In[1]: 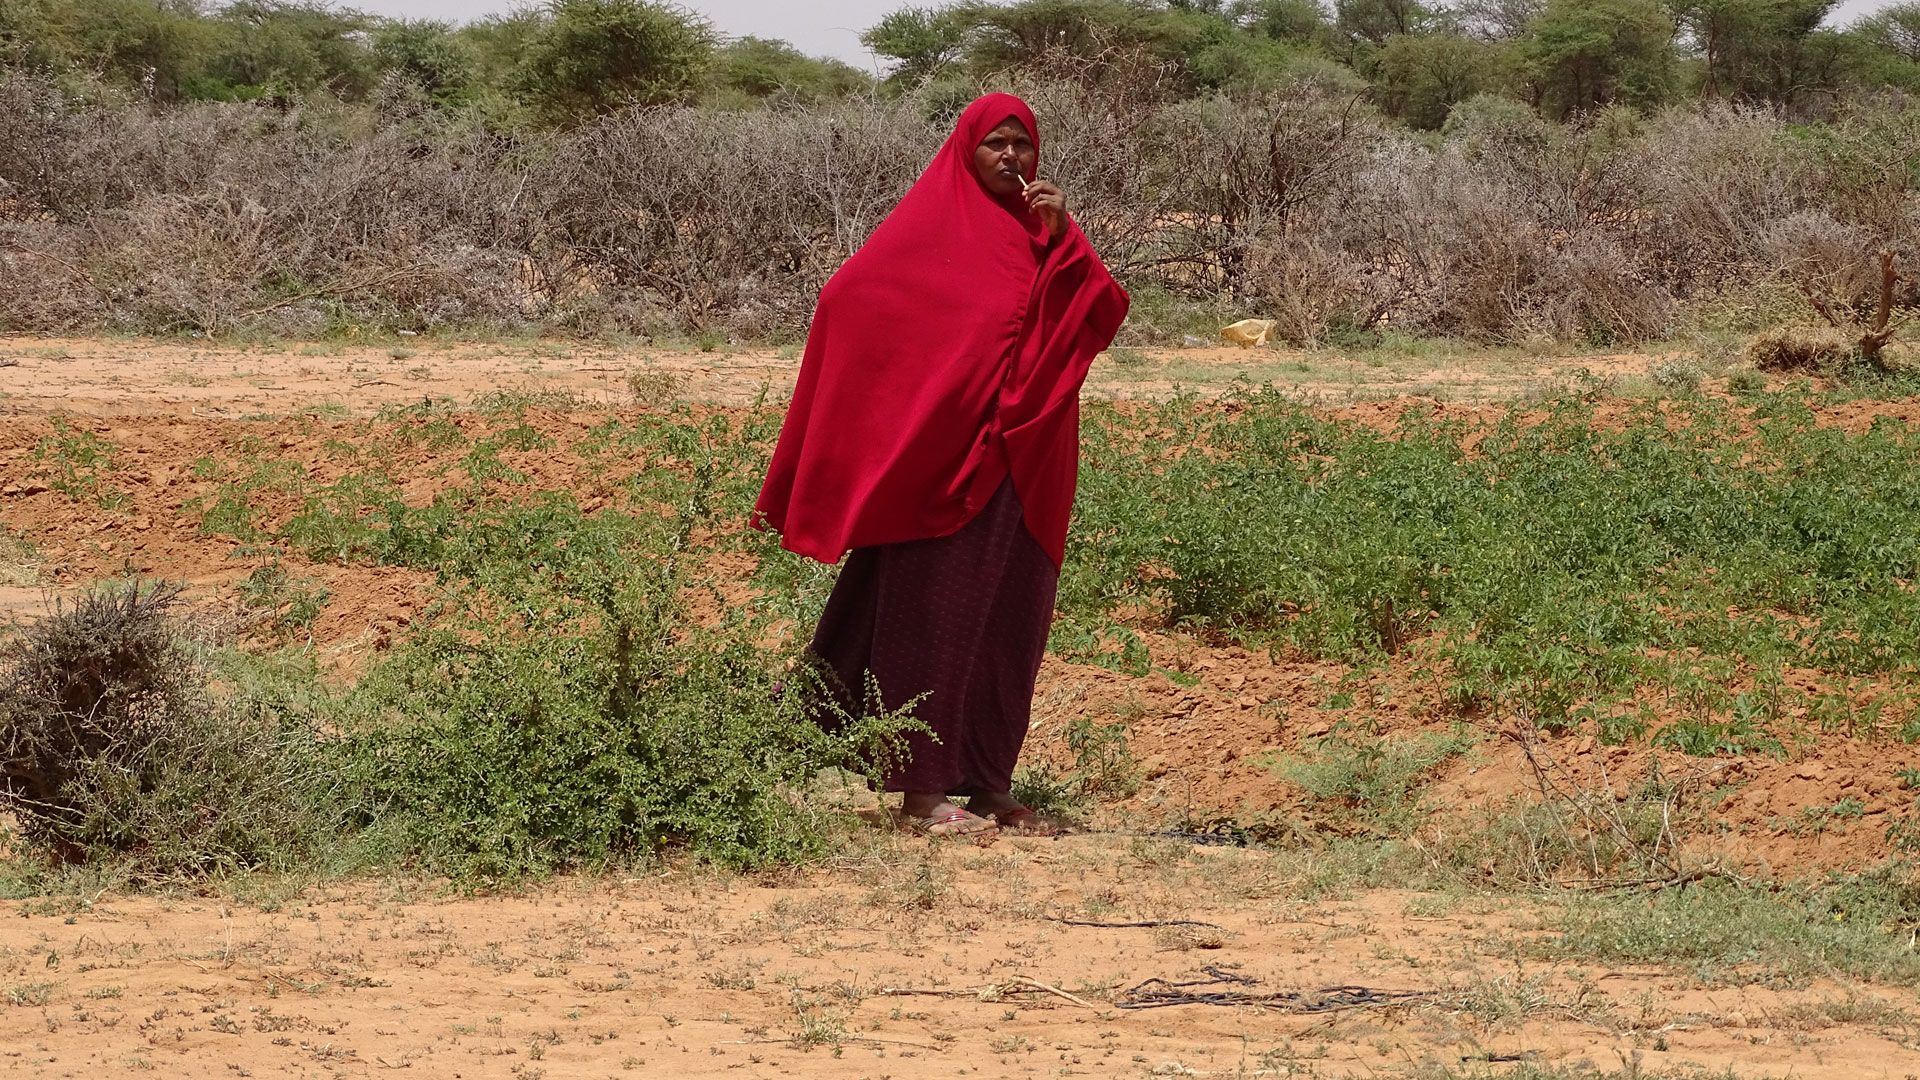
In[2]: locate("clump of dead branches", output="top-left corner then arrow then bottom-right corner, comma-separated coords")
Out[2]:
4,68 -> 1920,348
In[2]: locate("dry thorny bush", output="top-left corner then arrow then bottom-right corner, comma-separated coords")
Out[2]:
0,583 -> 330,875
0,584 -> 203,862
2,67 -> 1918,346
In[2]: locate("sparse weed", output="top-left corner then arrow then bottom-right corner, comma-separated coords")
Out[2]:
0,528 -> 39,587
628,367 -> 684,407
789,990 -> 846,1050
4,981 -> 54,1006
1065,716 -> 1139,798
236,560 -> 331,640
1543,864 -> 1920,985
1647,357 -> 1705,393
1011,715 -> 1139,817
471,387 -> 585,414
30,418 -> 126,508
1277,728 -> 1473,837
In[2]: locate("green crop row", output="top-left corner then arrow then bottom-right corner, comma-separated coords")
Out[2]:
1062,386 -> 1920,745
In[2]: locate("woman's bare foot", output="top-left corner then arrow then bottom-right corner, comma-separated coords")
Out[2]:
966,793 -> 1063,836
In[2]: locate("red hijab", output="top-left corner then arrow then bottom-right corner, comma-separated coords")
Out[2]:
753,93 -> 1129,568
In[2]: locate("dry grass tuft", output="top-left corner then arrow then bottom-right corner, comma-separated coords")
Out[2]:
1742,324 -> 1853,372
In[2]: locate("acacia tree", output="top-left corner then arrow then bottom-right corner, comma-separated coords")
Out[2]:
1519,0 -> 1678,117
1670,0 -> 1843,106
1855,2 -> 1920,61
1850,2 -> 1920,91
861,5 -> 974,84
207,0 -> 378,100
1332,0 -> 1434,45
372,19 -> 477,102
1453,0 -> 1544,41
1378,31 -> 1498,128
515,0 -> 715,120
712,36 -> 870,101
1231,0 -> 1330,42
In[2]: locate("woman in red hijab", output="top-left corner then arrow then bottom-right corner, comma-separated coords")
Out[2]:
754,94 -> 1129,840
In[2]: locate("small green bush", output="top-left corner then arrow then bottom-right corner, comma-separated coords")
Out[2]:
330,558 -> 916,877
29,418 -> 125,508
1647,356 -> 1705,393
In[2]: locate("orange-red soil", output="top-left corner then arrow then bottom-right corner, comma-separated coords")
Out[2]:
5,339 -> 1920,1079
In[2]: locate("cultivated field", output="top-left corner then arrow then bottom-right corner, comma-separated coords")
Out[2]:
4,336 -> 1920,1080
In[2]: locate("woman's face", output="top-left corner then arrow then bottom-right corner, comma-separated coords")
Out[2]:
972,119 -> 1036,197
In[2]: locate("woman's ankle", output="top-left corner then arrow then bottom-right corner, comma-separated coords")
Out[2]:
966,791 -> 1020,815
901,792 -> 961,818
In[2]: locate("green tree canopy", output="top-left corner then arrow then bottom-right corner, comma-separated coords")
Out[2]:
1378,30 -> 1500,128
711,36 -> 870,102
1670,0 -> 1844,104
1332,0 -> 1437,46
202,0 -> 377,101
514,0 -> 716,119
864,0 -> 1301,91
1453,0 -> 1544,40
371,18 -> 477,102
1519,0 -> 1678,117
1855,2 -> 1920,62
3,0 -> 224,101
861,5 -> 973,84
1231,0 -> 1329,42
1846,1 -> 1920,91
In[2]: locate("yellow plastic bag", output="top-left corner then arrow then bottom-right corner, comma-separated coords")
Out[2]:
1220,319 -> 1275,348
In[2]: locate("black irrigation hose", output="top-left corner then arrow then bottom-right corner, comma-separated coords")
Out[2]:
1151,828 -> 1257,847
1042,916 -> 1226,930
1115,967 -> 1432,1012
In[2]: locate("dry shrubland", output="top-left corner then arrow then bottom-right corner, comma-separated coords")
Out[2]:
2,68 -> 1918,346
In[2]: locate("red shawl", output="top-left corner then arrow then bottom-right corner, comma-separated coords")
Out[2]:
753,93 -> 1129,568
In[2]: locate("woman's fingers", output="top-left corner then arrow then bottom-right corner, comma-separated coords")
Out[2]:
1022,181 -> 1067,232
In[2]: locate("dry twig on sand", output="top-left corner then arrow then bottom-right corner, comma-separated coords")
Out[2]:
875,974 -> 1100,1009
1043,916 -> 1226,930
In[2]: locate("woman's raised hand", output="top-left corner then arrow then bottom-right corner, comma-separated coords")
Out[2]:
1022,179 -> 1068,238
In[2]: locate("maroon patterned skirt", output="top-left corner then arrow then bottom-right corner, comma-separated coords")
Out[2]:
808,479 -> 1058,795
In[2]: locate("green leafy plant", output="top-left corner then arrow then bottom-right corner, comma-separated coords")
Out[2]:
236,561 -> 332,641
1065,388 -> 1920,753
29,418 -> 126,508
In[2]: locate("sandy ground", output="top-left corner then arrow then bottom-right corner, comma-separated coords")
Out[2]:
4,336 -> 1920,1078
8,838 -> 1920,1080
0,336 -> 1669,418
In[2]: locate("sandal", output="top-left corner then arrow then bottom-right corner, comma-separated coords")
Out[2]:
901,808 -> 999,843
988,805 -> 1063,837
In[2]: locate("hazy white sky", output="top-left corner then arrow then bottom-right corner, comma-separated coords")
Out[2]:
344,0 -> 1909,69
